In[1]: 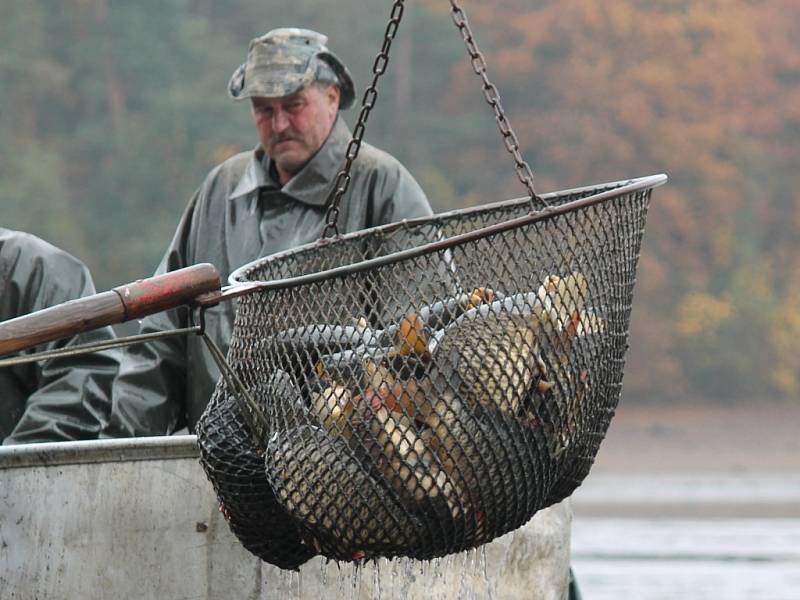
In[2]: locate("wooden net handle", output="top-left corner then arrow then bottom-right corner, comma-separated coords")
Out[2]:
0,263 -> 221,356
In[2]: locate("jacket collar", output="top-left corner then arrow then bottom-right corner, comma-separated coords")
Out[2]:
228,116 -> 350,207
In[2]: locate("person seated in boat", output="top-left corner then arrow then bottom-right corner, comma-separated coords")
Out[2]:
0,228 -> 119,445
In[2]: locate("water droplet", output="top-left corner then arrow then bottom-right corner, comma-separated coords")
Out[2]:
403,558 -> 414,583
280,568 -> 293,596
481,546 -> 495,600
372,560 -> 381,600
337,563 -> 347,598
321,559 -> 329,588
351,562 -> 362,600
457,551 -> 469,599
389,558 -> 397,597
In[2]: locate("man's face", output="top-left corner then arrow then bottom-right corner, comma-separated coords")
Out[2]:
250,84 -> 340,183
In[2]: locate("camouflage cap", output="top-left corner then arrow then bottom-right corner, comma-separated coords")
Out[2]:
228,28 -> 355,110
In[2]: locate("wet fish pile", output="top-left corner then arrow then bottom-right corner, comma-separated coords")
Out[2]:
248,272 -> 604,561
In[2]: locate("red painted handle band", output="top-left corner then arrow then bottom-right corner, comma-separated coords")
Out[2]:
112,263 -> 221,321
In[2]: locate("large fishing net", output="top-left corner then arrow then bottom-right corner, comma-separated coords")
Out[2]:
194,0 -> 667,571
196,175 -> 662,567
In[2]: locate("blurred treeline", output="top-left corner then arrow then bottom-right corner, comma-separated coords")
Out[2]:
1,0 -> 798,403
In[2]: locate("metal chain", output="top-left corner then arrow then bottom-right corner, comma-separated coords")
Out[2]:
322,0 -> 406,237
449,0 -> 548,209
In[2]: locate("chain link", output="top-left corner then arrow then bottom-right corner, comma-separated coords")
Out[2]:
323,0 -> 545,235
449,0 -> 547,208
322,0 -> 406,237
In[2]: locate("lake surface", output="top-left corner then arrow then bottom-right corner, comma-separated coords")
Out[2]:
570,472 -> 800,600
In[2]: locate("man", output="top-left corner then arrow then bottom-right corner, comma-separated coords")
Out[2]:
1,228 -> 119,444
101,28 -> 432,436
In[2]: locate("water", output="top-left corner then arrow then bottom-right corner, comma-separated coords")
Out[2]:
572,472 -> 800,505
571,472 -> 800,600
572,556 -> 800,600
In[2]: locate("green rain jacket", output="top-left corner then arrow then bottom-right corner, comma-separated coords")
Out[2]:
102,117 -> 432,436
1,228 -> 119,444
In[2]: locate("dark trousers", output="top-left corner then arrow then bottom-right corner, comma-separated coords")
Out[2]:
568,567 -> 582,599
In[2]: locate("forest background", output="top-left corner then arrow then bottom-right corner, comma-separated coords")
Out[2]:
1,0 -> 798,405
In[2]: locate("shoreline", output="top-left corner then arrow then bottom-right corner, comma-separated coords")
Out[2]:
573,402 -> 800,519
587,402 -> 800,474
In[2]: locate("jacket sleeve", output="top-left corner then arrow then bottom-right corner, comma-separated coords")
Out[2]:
3,242 -> 120,445
99,191 -> 202,438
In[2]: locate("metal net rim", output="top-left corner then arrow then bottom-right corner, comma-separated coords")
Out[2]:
203,172 -> 666,563
229,173 -> 666,289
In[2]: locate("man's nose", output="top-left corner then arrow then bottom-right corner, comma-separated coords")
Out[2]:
272,109 -> 290,132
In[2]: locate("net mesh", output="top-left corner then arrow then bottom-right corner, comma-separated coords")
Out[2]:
196,177 -> 656,567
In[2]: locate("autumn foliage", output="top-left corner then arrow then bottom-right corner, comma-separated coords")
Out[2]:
1,0 -> 798,402
417,0 -> 800,402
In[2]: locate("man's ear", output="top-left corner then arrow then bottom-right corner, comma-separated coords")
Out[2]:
326,84 -> 341,115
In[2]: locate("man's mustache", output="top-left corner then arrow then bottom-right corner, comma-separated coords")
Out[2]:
269,132 -> 303,146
